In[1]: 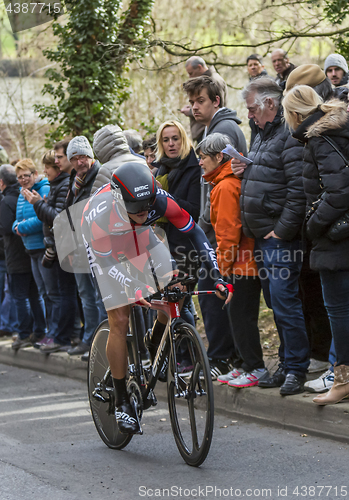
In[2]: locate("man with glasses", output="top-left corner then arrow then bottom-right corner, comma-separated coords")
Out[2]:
65,136 -> 107,356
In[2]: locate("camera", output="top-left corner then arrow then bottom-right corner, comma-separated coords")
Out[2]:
41,247 -> 57,268
41,236 -> 57,268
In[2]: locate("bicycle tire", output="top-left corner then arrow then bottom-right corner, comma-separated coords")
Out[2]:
167,322 -> 214,467
88,320 -> 132,450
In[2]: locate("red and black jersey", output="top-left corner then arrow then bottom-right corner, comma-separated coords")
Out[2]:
81,184 -> 220,309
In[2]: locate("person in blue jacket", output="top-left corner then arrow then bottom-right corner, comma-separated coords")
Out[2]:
12,159 -> 54,348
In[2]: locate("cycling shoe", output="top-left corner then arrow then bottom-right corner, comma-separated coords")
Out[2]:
115,400 -> 140,434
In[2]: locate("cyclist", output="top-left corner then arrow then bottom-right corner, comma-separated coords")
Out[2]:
81,162 -> 233,434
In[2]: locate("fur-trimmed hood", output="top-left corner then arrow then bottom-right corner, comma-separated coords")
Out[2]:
306,100 -> 348,138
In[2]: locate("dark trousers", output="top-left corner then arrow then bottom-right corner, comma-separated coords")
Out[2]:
255,237 -> 310,376
8,272 -> 46,339
320,270 -> 349,366
227,274 -> 264,372
198,268 -> 239,362
299,247 -> 332,361
54,262 -> 78,345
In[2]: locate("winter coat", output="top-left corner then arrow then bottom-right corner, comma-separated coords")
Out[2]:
33,171 -> 70,242
206,108 -> 248,157
292,102 -> 349,271
66,160 -> 101,208
198,186 -> 217,248
156,148 -> 201,255
189,66 -> 228,143
198,108 -> 248,244
12,177 -> 50,251
91,125 -> 148,193
336,72 -> 349,88
249,69 -> 269,81
275,62 -> 297,88
203,160 -> 257,277
0,183 -> 32,273
240,108 -> 306,240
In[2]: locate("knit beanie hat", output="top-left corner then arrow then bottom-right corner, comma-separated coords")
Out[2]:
67,136 -> 94,161
324,54 -> 348,75
285,64 -> 326,92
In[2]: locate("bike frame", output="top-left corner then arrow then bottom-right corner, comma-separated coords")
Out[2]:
128,288 -> 216,407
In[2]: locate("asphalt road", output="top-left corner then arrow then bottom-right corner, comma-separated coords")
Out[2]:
0,363 -> 348,500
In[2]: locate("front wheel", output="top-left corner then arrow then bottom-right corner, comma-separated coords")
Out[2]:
88,320 -> 132,450
167,323 -> 214,467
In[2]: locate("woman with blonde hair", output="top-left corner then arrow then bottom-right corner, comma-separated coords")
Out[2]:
155,119 -> 201,271
283,84 -> 349,405
148,120 -> 201,371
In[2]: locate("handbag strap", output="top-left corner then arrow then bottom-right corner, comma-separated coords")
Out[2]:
322,135 -> 349,166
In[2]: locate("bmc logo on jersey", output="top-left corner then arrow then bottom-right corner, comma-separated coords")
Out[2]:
137,191 -> 150,198
135,185 -> 149,192
85,200 -> 107,223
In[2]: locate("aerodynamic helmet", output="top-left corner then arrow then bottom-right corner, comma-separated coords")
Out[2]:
110,162 -> 157,214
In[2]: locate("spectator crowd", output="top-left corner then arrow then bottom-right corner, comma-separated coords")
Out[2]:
1,50 -> 349,406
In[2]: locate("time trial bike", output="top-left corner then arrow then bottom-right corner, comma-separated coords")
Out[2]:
87,276 -> 215,467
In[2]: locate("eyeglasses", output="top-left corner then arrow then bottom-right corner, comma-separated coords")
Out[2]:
70,155 -> 89,162
17,173 -> 33,181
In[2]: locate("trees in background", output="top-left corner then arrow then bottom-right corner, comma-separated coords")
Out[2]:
34,0 -> 154,143
1,0 -> 349,153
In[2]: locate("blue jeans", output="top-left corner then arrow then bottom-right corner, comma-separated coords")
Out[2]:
328,339 -> 336,372
75,273 -> 107,346
8,272 -> 46,339
320,270 -> 349,367
44,261 -> 77,345
31,252 -> 61,341
255,237 -> 309,376
0,275 -> 18,333
0,259 -> 6,302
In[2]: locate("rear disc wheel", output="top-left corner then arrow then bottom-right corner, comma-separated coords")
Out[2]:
88,320 -> 132,449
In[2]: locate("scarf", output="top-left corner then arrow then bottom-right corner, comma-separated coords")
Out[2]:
73,172 -> 87,196
156,154 -> 190,186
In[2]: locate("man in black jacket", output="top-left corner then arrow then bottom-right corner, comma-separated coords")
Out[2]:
182,76 -> 248,379
233,78 -> 309,395
64,136 -> 107,356
0,164 -> 46,349
271,49 -> 296,89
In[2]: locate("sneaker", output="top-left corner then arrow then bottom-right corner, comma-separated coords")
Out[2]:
304,369 -> 334,393
217,368 -> 244,384
67,342 -> 90,356
280,373 -> 306,396
34,337 -> 53,350
177,360 -> 194,376
0,329 -> 13,338
40,342 -> 71,354
258,365 -> 286,388
70,336 -> 81,347
228,368 -> 269,388
308,358 -> 331,374
29,332 -> 45,345
202,359 -> 233,381
11,337 -> 32,350
81,352 -> 89,362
